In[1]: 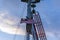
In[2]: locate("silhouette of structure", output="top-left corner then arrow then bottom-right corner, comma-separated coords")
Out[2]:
20,0 -> 47,40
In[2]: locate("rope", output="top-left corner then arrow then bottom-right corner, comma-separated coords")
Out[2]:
12,3 -> 26,40
12,23 -> 20,40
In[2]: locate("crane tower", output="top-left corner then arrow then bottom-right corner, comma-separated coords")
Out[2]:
20,0 -> 47,40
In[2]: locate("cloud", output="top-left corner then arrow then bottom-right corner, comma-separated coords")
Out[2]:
0,23 -> 26,35
0,7 -> 60,40
46,31 -> 60,40
0,10 -> 26,35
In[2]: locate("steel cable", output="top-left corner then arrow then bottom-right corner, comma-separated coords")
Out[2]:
12,3 -> 26,40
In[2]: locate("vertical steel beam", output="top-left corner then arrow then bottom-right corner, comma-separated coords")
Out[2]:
27,0 -> 32,18
31,24 -> 39,40
26,0 -> 39,40
26,0 -> 32,40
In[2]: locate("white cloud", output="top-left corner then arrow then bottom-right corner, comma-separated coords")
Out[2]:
0,10 -> 26,35
0,23 -> 26,35
0,9 -> 60,40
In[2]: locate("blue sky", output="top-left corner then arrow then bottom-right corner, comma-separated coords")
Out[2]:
0,0 -> 60,40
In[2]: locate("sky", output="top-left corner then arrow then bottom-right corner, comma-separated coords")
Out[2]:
0,0 -> 60,40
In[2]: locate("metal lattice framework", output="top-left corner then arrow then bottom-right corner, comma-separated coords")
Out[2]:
33,13 -> 47,40
20,0 -> 47,40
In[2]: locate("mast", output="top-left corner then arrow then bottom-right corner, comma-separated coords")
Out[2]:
20,0 -> 47,40
26,0 -> 32,40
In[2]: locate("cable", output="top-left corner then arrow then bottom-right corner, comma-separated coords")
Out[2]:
12,23 -> 20,40
12,3 -> 27,40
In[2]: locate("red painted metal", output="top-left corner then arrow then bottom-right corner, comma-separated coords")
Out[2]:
20,18 -> 34,24
33,13 -> 47,40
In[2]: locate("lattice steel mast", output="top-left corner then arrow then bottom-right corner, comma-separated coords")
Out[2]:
20,0 -> 47,40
